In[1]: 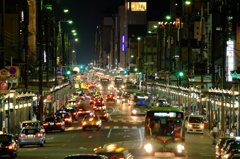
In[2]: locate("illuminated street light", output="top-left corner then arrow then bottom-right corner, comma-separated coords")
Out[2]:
73,33 -> 77,36
75,38 -> 78,42
63,9 -> 69,13
72,30 -> 76,33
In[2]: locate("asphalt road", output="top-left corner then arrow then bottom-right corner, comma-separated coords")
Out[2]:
1,90 -> 216,159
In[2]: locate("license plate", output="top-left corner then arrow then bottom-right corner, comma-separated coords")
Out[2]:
27,135 -> 34,138
193,129 -> 196,132
50,123 -> 54,125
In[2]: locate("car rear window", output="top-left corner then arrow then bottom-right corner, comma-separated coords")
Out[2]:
22,129 -> 39,134
0,135 -> 10,145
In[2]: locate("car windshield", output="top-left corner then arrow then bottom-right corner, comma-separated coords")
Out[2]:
22,129 -> 39,135
148,118 -> 183,136
189,117 -> 204,123
0,135 -> 10,145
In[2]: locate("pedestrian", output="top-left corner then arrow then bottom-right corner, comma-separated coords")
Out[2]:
225,125 -> 230,136
212,124 -> 218,145
231,126 -> 237,136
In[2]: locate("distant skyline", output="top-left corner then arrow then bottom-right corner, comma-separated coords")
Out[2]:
60,0 -> 121,65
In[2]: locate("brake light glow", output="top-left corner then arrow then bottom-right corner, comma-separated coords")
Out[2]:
19,134 -> 24,138
37,133 -> 42,137
65,118 -> 71,121
56,122 -> 62,125
43,123 -> 49,126
8,144 -> 13,150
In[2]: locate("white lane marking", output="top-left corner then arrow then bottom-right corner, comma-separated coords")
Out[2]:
139,128 -> 143,149
107,129 -> 112,138
123,126 -> 128,129
113,126 -> 119,129
77,127 -> 82,129
67,127 -> 74,130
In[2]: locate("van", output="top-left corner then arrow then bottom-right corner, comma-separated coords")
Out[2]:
186,115 -> 205,134
20,120 -> 45,133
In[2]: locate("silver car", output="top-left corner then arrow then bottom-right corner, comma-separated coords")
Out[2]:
18,127 -> 46,148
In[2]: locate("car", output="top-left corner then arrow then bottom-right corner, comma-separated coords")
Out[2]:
220,138 -> 238,158
81,114 -> 102,131
94,98 -> 105,106
106,94 -> 116,102
93,110 -> 109,121
20,120 -> 45,133
18,127 -> 46,148
56,110 -> 73,126
64,154 -> 108,159
0,131 -> 18,158
77,106 -> 91,118
221,141 -> 240,159
43,117 -> 65,132
231,154 -> 240,159
64,107 -> 79,121
216,137 -> 235,159
93,104 -> 106,110
94,143 -> 134,159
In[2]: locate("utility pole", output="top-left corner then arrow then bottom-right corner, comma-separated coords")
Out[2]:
37,0 -> 44,121
0,0 -> 5,69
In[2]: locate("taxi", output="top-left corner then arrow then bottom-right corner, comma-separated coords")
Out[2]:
0,131 -> 18,158
106,94 -> 116,102
81,114 -> 102,131
94,143 -> 134,159
93,109 -> 109,121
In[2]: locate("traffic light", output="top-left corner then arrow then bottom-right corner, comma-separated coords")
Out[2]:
66,70 -> 72,75
123,70 -> 129,75
178,71 -> 184,77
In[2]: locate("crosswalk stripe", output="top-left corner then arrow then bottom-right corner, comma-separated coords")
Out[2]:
132,126 -> 137,129
105,126 -> 110,129
77,127 -> 82,129
113,126 -> 119,129
123,126 -> 128,129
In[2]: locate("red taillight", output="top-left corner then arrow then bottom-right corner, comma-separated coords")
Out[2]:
19,134 -> 24,138
82,122 -> 86,125
43,123 -> 49,126
8,144 -> 13,150
104,114 -> 107,117
56,122 -> 62,125
86,111 -> 90,113
73,112 -> 77,115
37,133 -> 42,137
65,118 -> 71,121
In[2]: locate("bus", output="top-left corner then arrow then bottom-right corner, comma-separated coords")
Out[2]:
100,78 -> 110,88
143,107 -> 185,156
114,77 -> 123,88
130,93 -> 151,116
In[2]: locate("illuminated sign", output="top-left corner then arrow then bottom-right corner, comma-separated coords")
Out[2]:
154,112 -> 176,118
226,41 -> 235,82
121,34 -> 125,52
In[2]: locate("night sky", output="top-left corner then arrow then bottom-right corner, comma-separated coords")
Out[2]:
60,0 -> 120,65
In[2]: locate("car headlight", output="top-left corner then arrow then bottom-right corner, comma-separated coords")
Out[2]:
176,144 -> 184,153
200,124 -> 204,129
144,143 -> 153,153
188,124 -> 192,128
223,154 -> 229,158
132,110 -> 137,114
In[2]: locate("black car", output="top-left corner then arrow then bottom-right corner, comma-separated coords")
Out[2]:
65,107 -> 79,121
221,142 -> 240,159
56,110 -> 73,126
216,137 -> 235,158
43,117 -> 65,132
0,132 -> 18,158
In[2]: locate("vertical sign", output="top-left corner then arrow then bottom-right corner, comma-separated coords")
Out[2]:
226,41 -> 235,82
121,34 -> 125,52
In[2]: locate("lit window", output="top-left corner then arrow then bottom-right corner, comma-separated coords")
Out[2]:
130,2 -> 147,11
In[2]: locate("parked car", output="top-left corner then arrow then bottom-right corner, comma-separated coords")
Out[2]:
43,117 -> 65,132
64,154 -> 108,159
18,127 -> 46,148
221,141 -> 240,159
0,131 -> 18,158
216,137 -> 235,159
